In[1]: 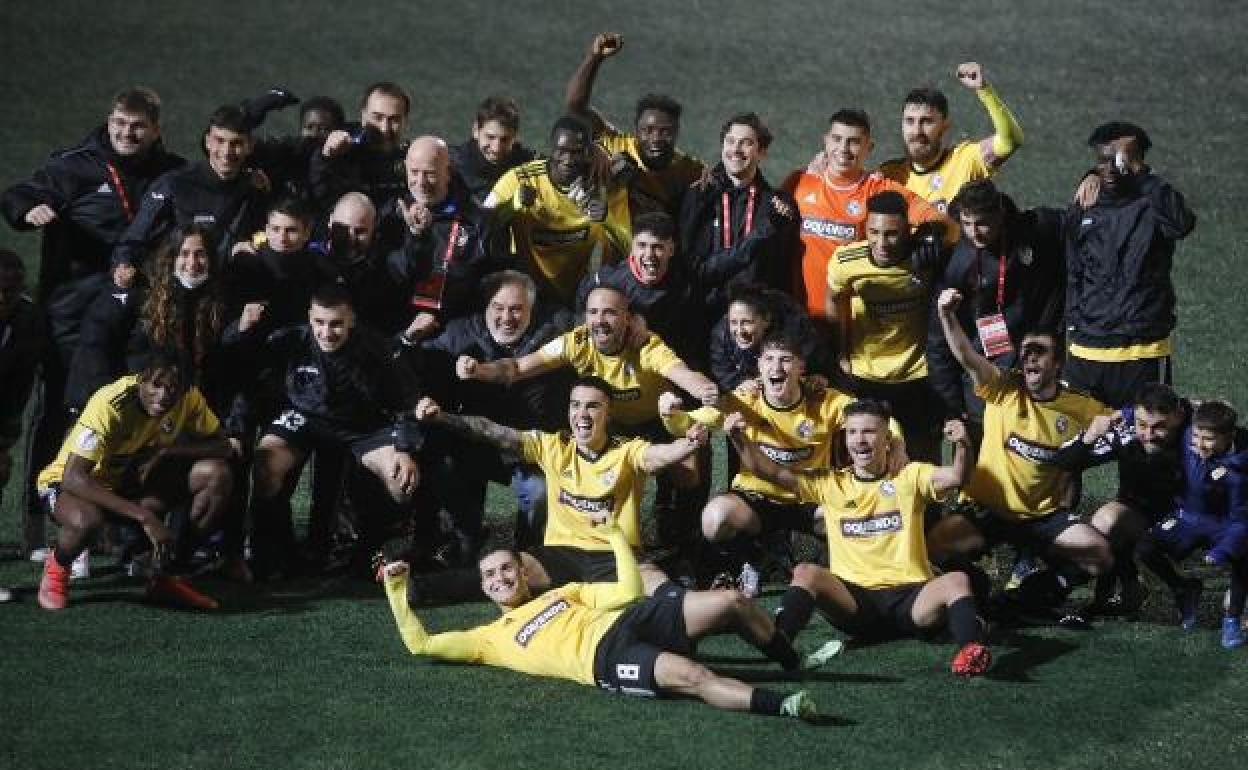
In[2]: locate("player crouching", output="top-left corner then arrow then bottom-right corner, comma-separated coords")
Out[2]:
36,351 -> 233,610
728,400 -> 991,676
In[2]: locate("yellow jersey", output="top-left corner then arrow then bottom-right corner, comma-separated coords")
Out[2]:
520,431 -> 650,550
37,375 -> 220,490
538,327 -> 683,427
489,159 -> 632,303
827,241 -> 930,383
664,387 -> 859,503
599,128 -> 704,216
966,369 -> 1109,520
879,141 -> 993,213
383,530 -> 641,686
796,463 -> 939,589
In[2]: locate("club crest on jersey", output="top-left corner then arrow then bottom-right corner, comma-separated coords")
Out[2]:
1018,245 -> 1034,265
880,481 -> 896,497
846,201 -> 862,216
76,428 -> 100,452
1055,415 -> 1069,434
929,174 -> 944,192
797,419 -> 815,439
1212,467 -> 1227,481
160,417 -> 175,434
598,469 -> 618,486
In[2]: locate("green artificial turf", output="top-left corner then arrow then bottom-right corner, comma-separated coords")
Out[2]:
2,1 -> 1247,768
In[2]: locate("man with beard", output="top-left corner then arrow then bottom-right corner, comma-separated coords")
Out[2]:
1062,122 -> 1196,408
378,483 -> 818,719
565,32 -> 704,218
1051,383 -> 1188,614
384,136 -> 508,347
679,113 -> 799,317
485,115 -> 632,306
419,270 -> 574,557
827,192 -> 944,462
449,96 -> 537,206
2,87 -> 183,554
415,376 -> 708,594
731,400 -> 989,676
928,288 -> 1113,611
309,82 -> 411,212
927,179 -> 1065,444
785,109 -> 953,323
661,335 -> 904,594
113,104 -> 268,266
879,62 -> 1024,211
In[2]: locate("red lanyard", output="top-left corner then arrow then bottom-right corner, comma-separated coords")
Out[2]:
410,218 -> 461,311
104,163 -> 134,222
444,219 -> 461,264
973,248 -> 1007,313
721,186 -> 757,249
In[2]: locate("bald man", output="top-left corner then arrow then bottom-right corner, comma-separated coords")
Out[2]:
383,135 -> 509,341
317,191 -> 406,333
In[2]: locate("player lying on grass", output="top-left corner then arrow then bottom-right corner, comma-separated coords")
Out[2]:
379,512 -> 821,720
728,399 -> 992,676
36,350 -> 233,611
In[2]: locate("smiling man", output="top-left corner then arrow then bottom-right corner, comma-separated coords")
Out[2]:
379,498 -> 818,719
310,82 -> 412,211
929,287 -> 1113,612
565,32 -> 704,218
449,96 -> 537,206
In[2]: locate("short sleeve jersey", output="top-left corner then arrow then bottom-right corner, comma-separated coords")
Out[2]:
795,463 -> 939,589
599,128 -> 704,215
967,369 -> 1110,520
519,431 -> 651,550
489,160 -> 632,303
827,241 -> 930,383
879,141 -> 992,213
539,327 -> 682,426
37,375 -> 220,490
438,581 -> 630,685
786,170 -> 947,318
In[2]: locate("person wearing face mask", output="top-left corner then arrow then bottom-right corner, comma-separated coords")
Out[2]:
383,136 -> 509,349
418,271 -> 574,558
678,113 -> 800,318
449,96 -> 537,207
113,105 -> 269,268
564,33 -> 704,219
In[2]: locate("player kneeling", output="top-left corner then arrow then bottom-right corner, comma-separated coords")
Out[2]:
36,351 -> 233,610
379,515 -> 820,720
728,400 -> 991,676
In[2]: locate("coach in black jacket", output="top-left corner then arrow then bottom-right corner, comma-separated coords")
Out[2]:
927,180 -> 1065,427
1063,122 -> 1196,407
678,113 -> 798,317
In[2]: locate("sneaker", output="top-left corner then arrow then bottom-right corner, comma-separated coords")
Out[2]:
779,689 -> 818,722
738,562 -> 761,599
71,549 -> 90,580
37,554 -> 71,610
1221,616 -> 1245,649
146,575 -> 219,611
951,642 -> 992,677
1176,578 -> 1203,630
1004,555 -> 1039,591
802,639 -> 845,671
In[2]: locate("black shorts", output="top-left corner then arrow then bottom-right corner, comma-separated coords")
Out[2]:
1113,494 -> 1170,527
261,409 -> 396,462
968,507 -> 1082,550
837,581 -> 924,639
730,490 -> 819,535
1063,354 -> 1171,410
593,581 -> 692,697
529,545 -> 619,588
849,376 -> 942,439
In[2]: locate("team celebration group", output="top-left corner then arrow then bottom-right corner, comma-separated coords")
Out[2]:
2,32 -> 1239,721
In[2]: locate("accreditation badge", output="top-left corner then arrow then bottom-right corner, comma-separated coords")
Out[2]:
975,313 -> 1013,358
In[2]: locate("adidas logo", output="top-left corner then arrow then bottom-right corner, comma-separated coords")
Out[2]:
96,183 -> 111,193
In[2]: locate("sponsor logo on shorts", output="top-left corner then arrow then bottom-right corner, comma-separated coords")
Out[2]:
616,663 -> 640,681
759,443 -> 813,464
532,227 -> 589,246
514,598 -> 570,646
801,217 -> 856,241
558,488 -> 615,517
1004,433 -> 1059,464
840,511 -> 903,537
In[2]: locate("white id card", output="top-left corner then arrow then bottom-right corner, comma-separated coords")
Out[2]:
975,313 -> 1013,358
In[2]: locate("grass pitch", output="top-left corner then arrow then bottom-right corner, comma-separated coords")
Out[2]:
3,2 -> 1247,768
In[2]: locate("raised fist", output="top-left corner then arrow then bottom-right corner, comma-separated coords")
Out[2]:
956,62 -> 985,90
322,129 -> 353,158
937,288 -> 963,314
591,32 -> 623,58
456,355 -> 479,380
